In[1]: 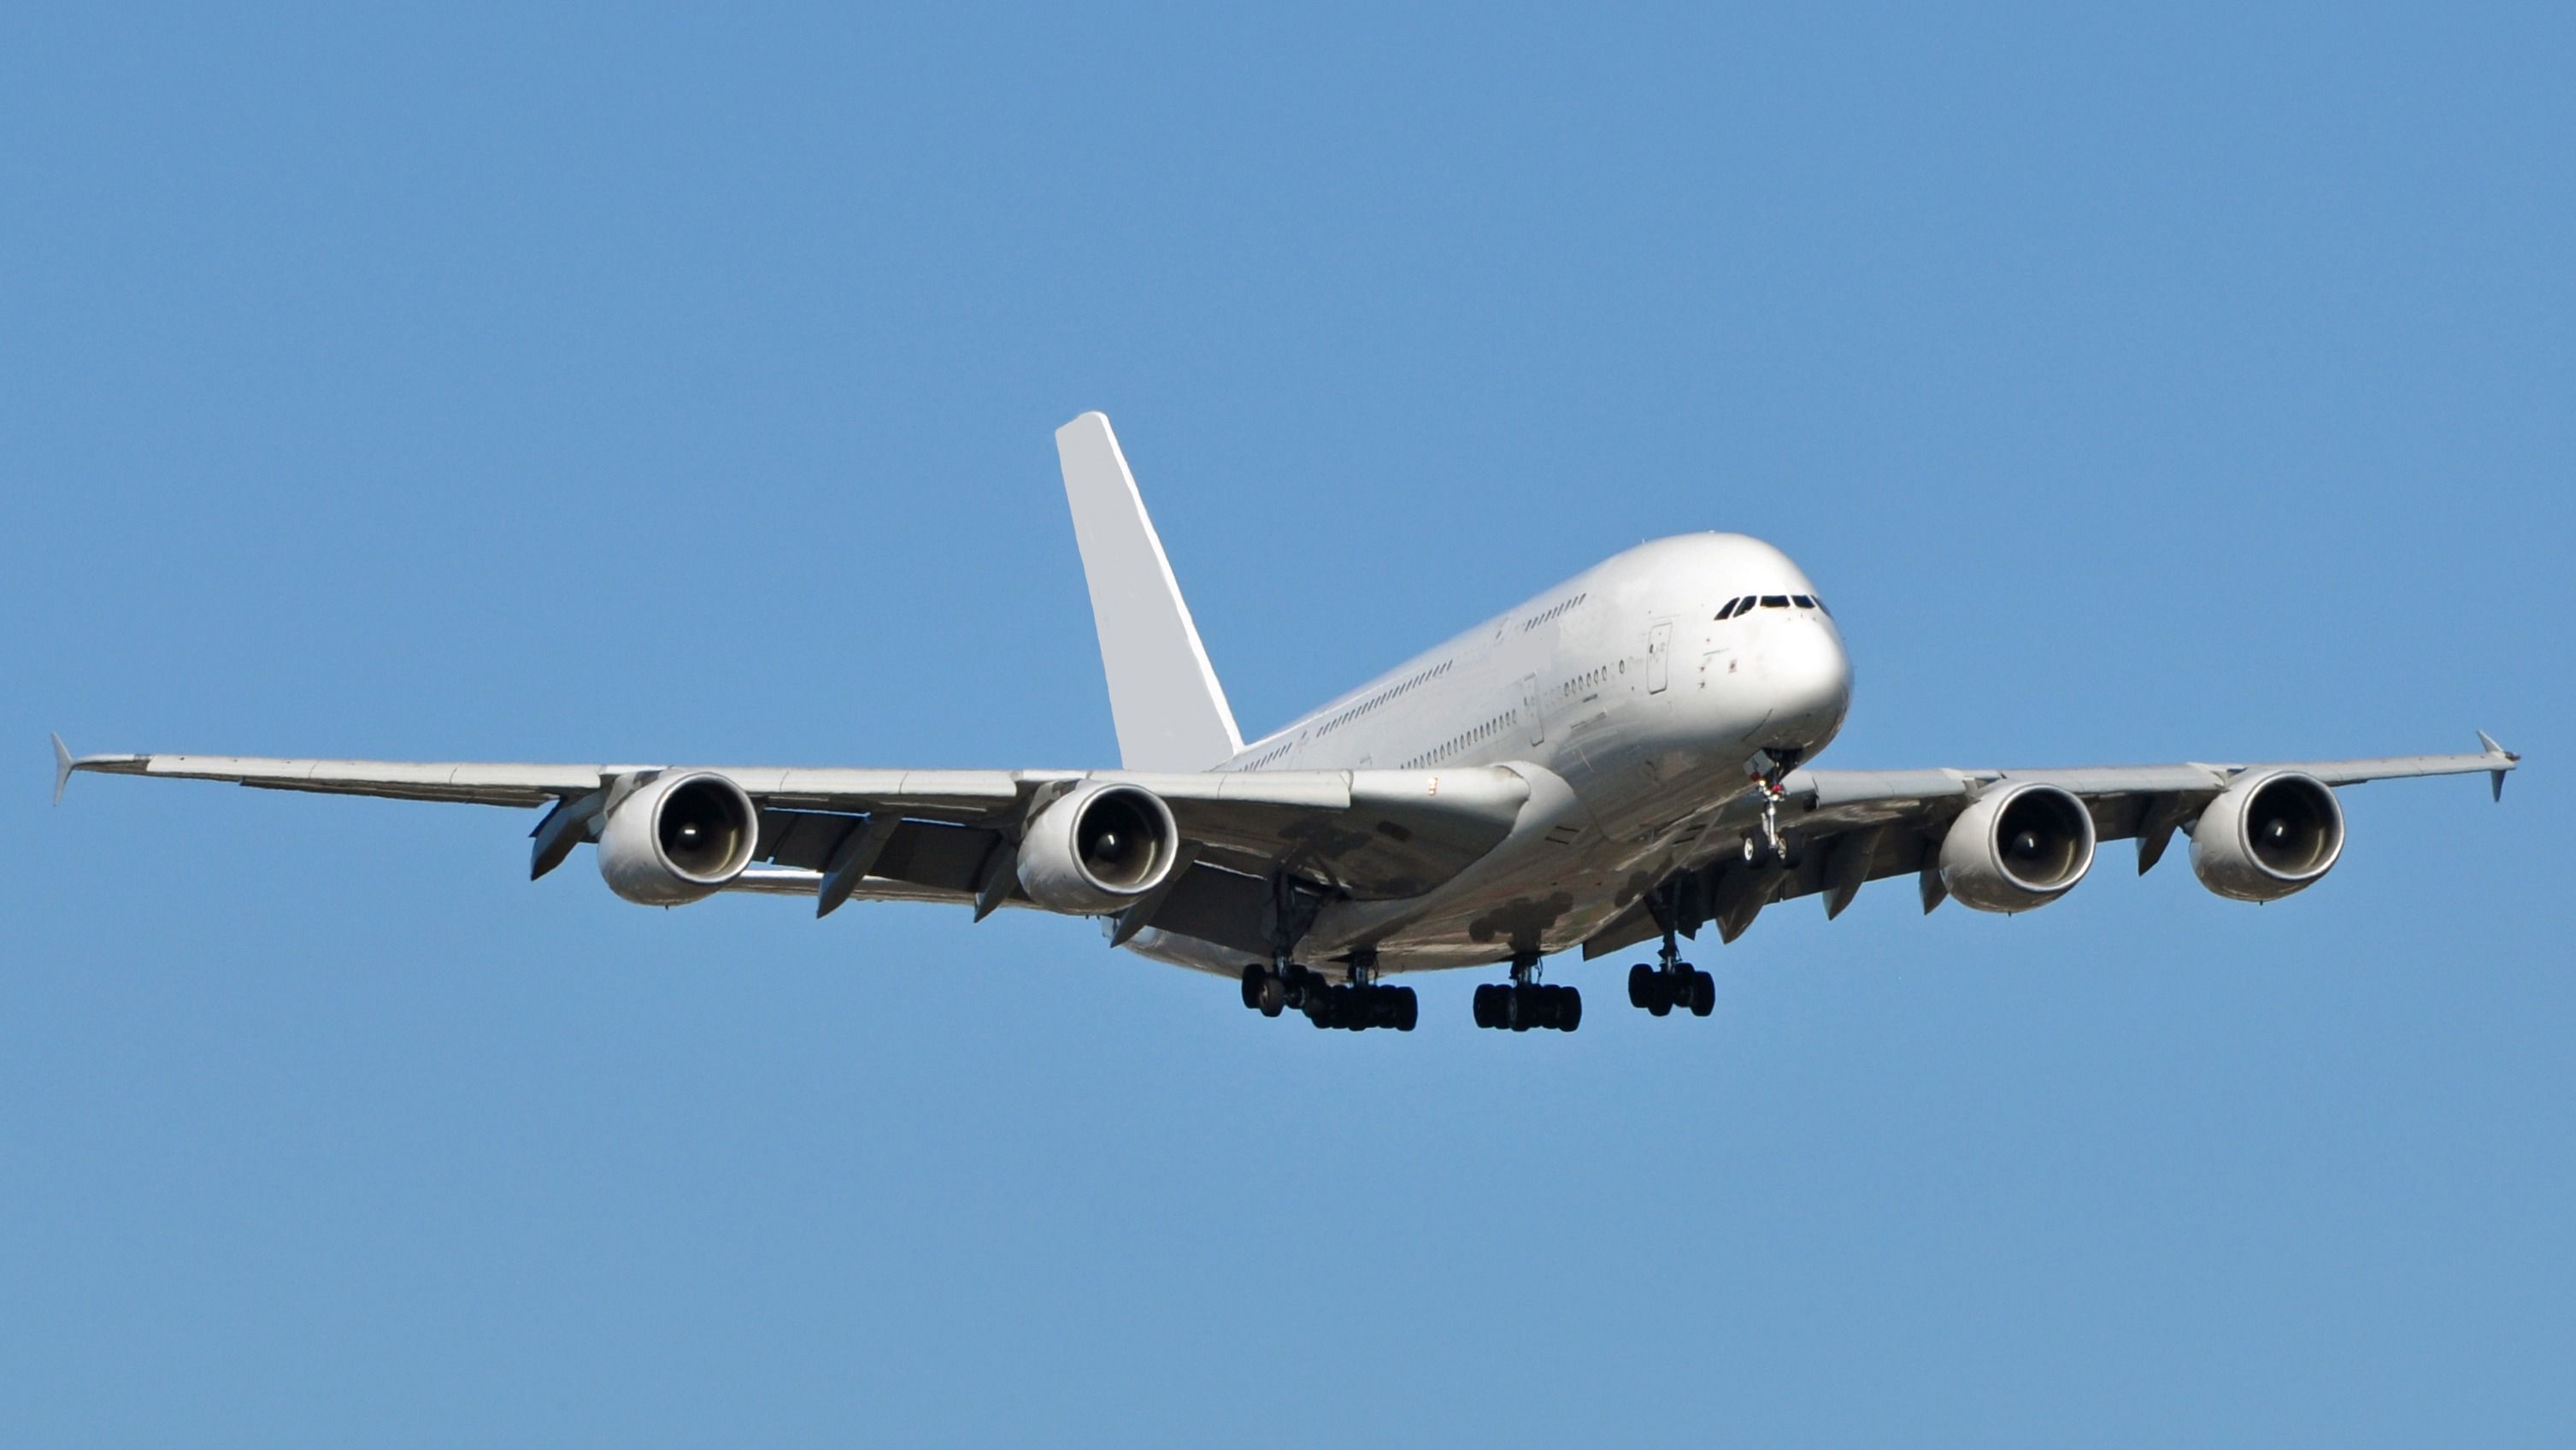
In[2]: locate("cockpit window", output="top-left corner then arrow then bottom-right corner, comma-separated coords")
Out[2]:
1791,594 -> 1814,609
1714,598 -> 1737,620
1760,595 -> 1790,609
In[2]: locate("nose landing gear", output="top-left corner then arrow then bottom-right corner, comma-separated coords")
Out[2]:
1743,749 -> 1797,866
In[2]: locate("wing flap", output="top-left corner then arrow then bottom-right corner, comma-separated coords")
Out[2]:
756,810 -> 1006,897
750,767 -> 1526,901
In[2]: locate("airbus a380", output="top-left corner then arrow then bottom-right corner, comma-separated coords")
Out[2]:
56,414 -> 2521,1034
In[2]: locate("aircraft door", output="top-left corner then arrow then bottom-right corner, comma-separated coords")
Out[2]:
1645,621 -> 1672,694
1520,675 -> 1544,745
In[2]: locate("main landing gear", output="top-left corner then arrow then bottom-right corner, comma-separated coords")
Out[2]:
1472,956 -> 1581,1033
1630,901 -> 1714,1019
1627,958 -> 1714,1017
1240,961 -> 1417,1032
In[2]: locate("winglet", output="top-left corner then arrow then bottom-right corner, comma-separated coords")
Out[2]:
2478,730 -> 2520,802
50,733 -> 74,805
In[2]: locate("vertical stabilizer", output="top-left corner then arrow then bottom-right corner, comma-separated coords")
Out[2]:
1054,412 -> 1244,771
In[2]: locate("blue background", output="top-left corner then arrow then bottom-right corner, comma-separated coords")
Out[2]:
8,4 -> 2571,1444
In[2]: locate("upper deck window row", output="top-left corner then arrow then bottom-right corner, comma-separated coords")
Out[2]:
1316,658 -> 1455,737
1522,592 -> 1590,632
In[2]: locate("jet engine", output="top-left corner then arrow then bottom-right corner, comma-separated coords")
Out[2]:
597,770 -> 762,905
1017,781 -> 1182,914
2191,770 -> 2344,902
1938,781 -> 2097,913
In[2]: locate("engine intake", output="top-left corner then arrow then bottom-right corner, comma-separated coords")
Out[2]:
2191,770 -> 2344,902
1939,781 -> 2097,913
1017,781 -> 1182,914
597,771 -> 761,905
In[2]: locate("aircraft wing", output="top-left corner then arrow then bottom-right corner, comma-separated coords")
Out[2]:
1582,734 -> 2521,959
53,739 -> 1531,958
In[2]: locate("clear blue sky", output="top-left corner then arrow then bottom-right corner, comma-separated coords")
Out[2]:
7,4 -> 2571,1444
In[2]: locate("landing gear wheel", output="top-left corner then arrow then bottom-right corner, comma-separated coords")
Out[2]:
1475,978 -> 1579,1032
1257,974 -> 1285,1017
1241,964 -> 1265,1011
1393,987 -> 1419,1032
1646,973 -> 1673,1017
1688,969 -> 1715,1017
1627,964 -> 1652,1008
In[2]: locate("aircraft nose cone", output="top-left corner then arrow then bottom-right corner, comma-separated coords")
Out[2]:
1761,618 -> 1852,753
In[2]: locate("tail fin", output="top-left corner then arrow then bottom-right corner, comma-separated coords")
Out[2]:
1054,412 -> 1244,771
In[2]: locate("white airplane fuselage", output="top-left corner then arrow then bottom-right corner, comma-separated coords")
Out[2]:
1129,533 -> 1854,976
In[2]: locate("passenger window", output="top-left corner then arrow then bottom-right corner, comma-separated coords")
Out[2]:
1761,595 -> 1789,609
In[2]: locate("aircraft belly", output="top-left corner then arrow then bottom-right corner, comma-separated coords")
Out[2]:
1304,750 -> 1744,973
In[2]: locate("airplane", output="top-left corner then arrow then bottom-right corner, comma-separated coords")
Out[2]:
54,412 -> 2522,1034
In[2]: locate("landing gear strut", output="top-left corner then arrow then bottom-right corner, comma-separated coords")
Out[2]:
1743,749 -> 1793,866
1472,954 -> 1581,1033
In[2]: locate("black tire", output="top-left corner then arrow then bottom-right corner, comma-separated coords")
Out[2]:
1472,983 -> 1495,1029
1507,985 -> 1533,1032
1558,986 -> 1582,1032
1241,964 -> 1265,1011
1688,969 -> 1715,1017
1646,973 -> 1673,1017
1627,964 -> 1652,1008
1394,987 -> 1419,1032
1257,973 -> 1286,1017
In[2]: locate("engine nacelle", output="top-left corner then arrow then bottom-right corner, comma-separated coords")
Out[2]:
1939,781 -> 2097,913
2191,769 -> 2344,902
597,770 -> 762,905
1017,781 -> 1182,914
